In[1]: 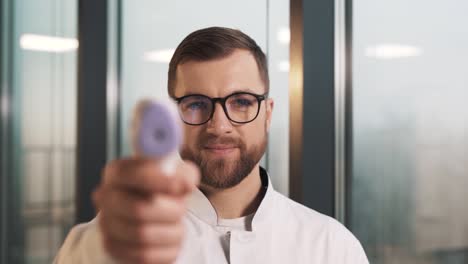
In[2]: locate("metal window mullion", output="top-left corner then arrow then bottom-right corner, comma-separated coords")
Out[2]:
334,0 -> 347,224
1,0 -> 16,261
0,1 -> 9,262
290,0 -> 337,216
106,0 -> 121,161
76,0 -> 108,223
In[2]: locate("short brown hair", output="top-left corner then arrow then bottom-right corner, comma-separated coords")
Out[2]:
168,27 -> 269,97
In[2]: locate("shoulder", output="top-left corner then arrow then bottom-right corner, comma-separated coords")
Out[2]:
272,191 -> 369,263
59,219 -> 98,252
273,191 -> 357,240
272,191 -> 331,228
54,217 -> 115,264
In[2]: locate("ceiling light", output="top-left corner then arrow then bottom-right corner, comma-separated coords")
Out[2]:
143,49 -> 175,63
365,44 -> 422,59
278,61 -> 290,72
277,27 -> 290,45
20,34 -> 78,53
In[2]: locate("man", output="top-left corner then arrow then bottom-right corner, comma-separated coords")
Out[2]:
55,27 -> 368,264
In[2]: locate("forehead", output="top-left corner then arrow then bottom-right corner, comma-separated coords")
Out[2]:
173,49 -> 265,98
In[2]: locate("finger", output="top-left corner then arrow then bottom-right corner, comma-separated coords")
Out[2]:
103,157 -> 200,196
165,161 -> 200,196
103,157 -> 175,193
102,229 -> 181,264
96,186 -> 186,223
100,214 -> 184,247
179,160 -> 201,192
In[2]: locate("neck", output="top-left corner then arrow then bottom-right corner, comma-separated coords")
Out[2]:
199,165 -> 265,219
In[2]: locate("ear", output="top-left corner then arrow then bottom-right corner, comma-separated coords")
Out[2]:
265,98 -> 274,132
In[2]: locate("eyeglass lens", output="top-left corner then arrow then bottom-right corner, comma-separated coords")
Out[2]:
178,93 -> 260,125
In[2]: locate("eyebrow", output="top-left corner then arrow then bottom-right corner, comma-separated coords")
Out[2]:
181,88 -> 260,97
234,88 -> 259,94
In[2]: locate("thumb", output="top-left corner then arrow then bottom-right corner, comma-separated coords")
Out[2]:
166,160 -> 200,196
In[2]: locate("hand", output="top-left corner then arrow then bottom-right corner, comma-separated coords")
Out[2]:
93,157 -> 200,264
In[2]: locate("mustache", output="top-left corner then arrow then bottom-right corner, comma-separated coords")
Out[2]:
197,134 -> 243,148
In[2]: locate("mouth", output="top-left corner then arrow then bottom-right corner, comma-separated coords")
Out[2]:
203,145 -> 238,155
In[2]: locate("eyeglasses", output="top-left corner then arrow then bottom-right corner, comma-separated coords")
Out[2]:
173,92 -> 268,126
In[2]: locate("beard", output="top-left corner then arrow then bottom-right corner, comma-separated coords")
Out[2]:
180,132 -> 267,189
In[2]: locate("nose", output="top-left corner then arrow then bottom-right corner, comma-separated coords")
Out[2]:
206,102 -> 233,135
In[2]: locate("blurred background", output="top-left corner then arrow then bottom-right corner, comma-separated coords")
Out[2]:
0,0 -> 467,263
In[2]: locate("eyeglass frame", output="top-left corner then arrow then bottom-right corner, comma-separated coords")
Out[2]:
172,91 -> 269,126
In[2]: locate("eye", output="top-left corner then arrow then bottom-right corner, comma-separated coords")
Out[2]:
187,101 -> 208,110
233,98 -> 253,106
229,95 -> 257,109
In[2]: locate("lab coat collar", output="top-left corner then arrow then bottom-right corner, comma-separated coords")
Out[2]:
186,166 -> 275,230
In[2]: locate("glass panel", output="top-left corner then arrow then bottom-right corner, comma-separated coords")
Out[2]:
119,0 -> 290,195
1,0 -> 78,263
350,0 -> 468,263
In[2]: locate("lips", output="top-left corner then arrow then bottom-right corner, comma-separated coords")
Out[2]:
204,144 -> 237,150
203,144 -> 238,155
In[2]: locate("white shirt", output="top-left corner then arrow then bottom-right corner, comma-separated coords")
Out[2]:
214,213 -> 254,261
55,168 -> 369,264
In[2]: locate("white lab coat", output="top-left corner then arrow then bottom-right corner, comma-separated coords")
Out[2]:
55,168 -> 369,264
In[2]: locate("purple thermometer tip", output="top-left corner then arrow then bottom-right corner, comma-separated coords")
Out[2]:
137,101 -> 182,157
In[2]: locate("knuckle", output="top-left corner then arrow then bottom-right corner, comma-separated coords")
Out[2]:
102,159 -> 124,184
185,160 -> 200,174
134,225 -> 150,243
153,195 -> 167,210
180,162 -> 200,187
135,249 -> 157,264
157,196 -> 184,219
173,204 -> 185,219
98,214 -> 110,232
172,196 -> 186,213
101,236 -> 118,258
174,228 -> 184,243
162,248 -> 180,263
95,187 -> 110,207
104,159 -> 119,175
99,217 -> 119,243
130,202 -> 148,220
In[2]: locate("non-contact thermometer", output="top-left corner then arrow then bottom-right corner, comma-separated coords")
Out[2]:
131,99 -> 183,174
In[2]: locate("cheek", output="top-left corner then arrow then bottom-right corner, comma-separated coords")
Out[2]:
242,121 -> 266,146
182,126 -> 200,148
255,110 -> 268,132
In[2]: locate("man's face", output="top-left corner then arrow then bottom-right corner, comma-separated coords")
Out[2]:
174,49 -> 274,189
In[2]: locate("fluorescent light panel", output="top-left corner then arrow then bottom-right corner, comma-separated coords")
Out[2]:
144,49 -> 175,63
366,44 -> 422,59
278,61 -> 290,72
277,27 -> 290,45
20,34 -> 78,53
